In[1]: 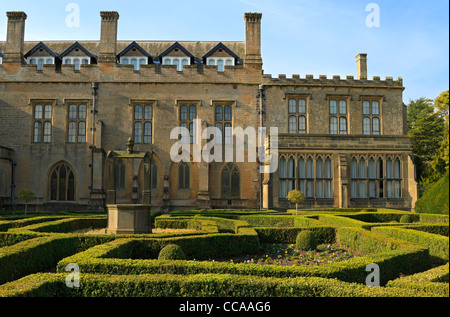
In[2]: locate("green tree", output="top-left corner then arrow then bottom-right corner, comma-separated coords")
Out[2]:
286,190 -> 305,215
18,190 -> 35,216
407,97 -> 445,185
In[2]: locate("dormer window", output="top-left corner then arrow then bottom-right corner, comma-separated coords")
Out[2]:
159,42 -> 194,72
118,41 -> 152,71
203,42 -> 239,72
60,42 -> 97,71
24,42 -> 59,71
0,52 -> 4,64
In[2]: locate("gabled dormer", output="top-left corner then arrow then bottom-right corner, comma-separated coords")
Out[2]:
203,42 -> 240,72
24,42 -> 60,70
0,51 -> 4,64
60,42 -> 97,70
159,42 -> 194,71
118,41 -> 152,71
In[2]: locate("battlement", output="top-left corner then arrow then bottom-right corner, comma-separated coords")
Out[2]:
262,73 -> 403,88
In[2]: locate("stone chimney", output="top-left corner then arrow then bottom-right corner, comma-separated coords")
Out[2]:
356,53 -> 368,80
244,12 -> 263,71
4,11 -> 27,64
99,11 -> 119,63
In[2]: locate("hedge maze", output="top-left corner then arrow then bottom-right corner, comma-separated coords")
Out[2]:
0,209 -> 448,297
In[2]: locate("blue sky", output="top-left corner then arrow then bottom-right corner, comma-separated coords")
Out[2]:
0,0 -> 448,103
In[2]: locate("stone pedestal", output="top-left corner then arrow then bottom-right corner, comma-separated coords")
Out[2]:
106,204 -> 152,234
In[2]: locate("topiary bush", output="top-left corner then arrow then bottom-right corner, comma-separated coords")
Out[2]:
158,244 -> 186,260
400,215 -> 414,224
295,230 -> 317,251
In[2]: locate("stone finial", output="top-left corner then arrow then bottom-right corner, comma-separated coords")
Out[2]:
126,137 -> 134,154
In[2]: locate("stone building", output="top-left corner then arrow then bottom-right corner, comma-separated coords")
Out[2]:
0,11 -> 418,212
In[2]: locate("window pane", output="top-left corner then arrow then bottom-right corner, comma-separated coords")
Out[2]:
50,170 -> 58,200
351,159 -> 358,179
134,122 -> 142,144
298,99 -> 306,114
325,180 -> 332,198
330,100 -> 337,114
217,59 -> 224,72
372,118 -> 380,135
359,159 -> 366,178
189,122 -> 195,144
189,106 -> 196,121
58,165 -> 67,201
363,117 -> 371,135
224,106 -> 232,121
359,181 -> 367,198
369,159 -> 376,179
144,123 -> 152,144
131,59 -> 138,70
339,117 -> 347,134
339,100 -> 347,115
140,58 -> 147,65
151,162 -> 158,189
298,116 -> 306,134
34,122 -> 42,143
74,59 -> 80,70
78,105 -> 87,120
306,158 -> 314,179
224,123 -> 232,145
68,105 -> 77,120
122,58 -> 129,65
316,180 -> 323,199
215,106 -> 223,121
288,116 -> 297,134
324,158 -> 332,179
78,122 -> 86,143
44,105 -> 52,119
363,101 -> 371,115
173,59 -> 180,71
164,59 -> 171,65
288,99 -> 297,114
134,105 -> 143,120
231,170 -> 240,198
82,59 -> 89,65
394,159 -> 401,179
386,159 -> 393,179
208,59 -> 215,66
279,158 -> 286,178
372,101 -> 380,115
288,158 -> 295,178
298,158 -> 305,179
68,122 -> 76,143
306,180 -> 314,198
184,164 -> 190,188
316,158 -> 323,178
215,123 -> 223,145
43,122 -> 52,143
180,105 -> 188,121
144,105 -> 152,120
35,105 -> 43,120
330,117 -> 338,134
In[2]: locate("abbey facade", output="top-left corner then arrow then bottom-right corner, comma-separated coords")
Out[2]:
0,11 -> 418,212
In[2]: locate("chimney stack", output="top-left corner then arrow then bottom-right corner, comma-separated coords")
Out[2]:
356,53 -> 368,80
244,12 -> 263,71
99,11 -> 119,63
4,11 -> 27,64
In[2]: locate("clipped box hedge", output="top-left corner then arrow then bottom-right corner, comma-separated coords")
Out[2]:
255,226 -> 335,244
386,263 -> 449,296
56,226 -> 431,286
372,226 -> 449,261
0,272 -> 445,297
8,217 -> 107,234
0,235 -> 80,284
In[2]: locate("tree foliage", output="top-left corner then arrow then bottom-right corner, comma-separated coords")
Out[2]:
407,97 -> 446,184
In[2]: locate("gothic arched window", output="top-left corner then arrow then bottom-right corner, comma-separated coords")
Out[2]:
221,163 -> 240,199
50,163 -> 75,201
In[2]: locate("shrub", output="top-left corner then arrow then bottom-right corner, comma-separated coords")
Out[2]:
415,171 -> 449,214
158,244 -> 186,260
295,230 -> 317,251
400,215 -> 414,224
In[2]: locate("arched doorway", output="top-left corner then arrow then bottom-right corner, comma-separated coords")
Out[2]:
49,162 -> 76,201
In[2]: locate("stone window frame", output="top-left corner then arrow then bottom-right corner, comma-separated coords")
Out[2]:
327,95 -> 350,135
65,100 -> 89,144
278,154 -> 333,200
176,100 -> 200,145
213,102 -> 235,145
31,100 -> 55,144
350,154 -> 402,199
361,96 -> 383,135
221,163 -> 241,199
132,101 -> 155,145
286,95 -> 309,135
162,56 -> 190,71
48,161 -> 76,202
